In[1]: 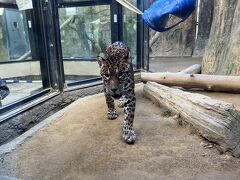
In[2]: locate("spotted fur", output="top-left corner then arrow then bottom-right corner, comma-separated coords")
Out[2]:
98,41 -> 136,144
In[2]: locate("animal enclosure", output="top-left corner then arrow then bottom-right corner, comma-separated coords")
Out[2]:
0,0 -> 240,179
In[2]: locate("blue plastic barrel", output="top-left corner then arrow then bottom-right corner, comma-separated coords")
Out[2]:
143,0 -> 196,32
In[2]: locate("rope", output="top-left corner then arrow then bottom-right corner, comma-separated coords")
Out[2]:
116,0 -> 143,14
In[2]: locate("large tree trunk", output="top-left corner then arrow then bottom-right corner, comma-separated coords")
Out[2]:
202,0 -> 240,75
143,82 -> 240,157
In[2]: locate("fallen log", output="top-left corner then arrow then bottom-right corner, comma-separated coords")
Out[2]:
143,82 -> 240,157
141,72 -> 240,93
178,64 -> 201,74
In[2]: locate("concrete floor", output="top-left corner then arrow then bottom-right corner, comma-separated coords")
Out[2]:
1,84 -> 240,180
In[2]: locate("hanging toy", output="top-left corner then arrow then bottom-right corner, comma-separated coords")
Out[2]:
116,0 -> 196,32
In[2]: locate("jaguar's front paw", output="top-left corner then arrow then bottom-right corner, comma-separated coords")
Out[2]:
122,128 -> 136,144
117,97 -> 125,108
107,110 -> 118,120
118,100 -> 124,108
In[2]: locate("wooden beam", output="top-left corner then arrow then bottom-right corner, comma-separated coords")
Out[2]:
178,64 -> 201,74
143,82 -> 240,157
141,72 -> 240,93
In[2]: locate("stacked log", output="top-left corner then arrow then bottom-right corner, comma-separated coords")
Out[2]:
141,72 -> 240,93
178,64 -> 201,74
143,82 -> 240,157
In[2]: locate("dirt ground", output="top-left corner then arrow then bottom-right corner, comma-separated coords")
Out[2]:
1,84 -> 240,180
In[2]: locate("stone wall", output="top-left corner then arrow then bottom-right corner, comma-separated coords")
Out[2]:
149,13 -> 196,57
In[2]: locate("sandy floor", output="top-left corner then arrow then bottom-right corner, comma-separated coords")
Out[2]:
1,85 -> 240,180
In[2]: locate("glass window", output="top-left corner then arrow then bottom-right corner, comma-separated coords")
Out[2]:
59,5 -> 111,83
0,8 -> 32,61
0,7 -> 43,107
122,0 -> 137,69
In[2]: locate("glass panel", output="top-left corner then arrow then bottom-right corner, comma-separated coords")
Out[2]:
0,8 -> 31,61
122,0 -> 137,69
59,5 -> 111,83
0,7 -> 43,107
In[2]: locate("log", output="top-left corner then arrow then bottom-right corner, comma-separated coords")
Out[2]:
143,82 -> 240,157
141,72 -> 240,93
178,64 -> 202,74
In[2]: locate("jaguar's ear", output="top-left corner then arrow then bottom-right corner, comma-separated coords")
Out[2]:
97,53 -> 106,68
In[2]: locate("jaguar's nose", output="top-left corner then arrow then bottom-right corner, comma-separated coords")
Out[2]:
111,88 -> 118,93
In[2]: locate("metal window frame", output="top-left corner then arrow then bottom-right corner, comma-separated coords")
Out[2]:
0,1 -> 17,9
57,0 -> 118,88
58,0 -> 111,7
0,0 -> 57,117
0,0 -> 150,119
0,88 -> 57,123
57,0 -> 146,88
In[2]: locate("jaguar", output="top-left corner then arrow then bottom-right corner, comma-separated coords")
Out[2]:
98,41 -> 136,144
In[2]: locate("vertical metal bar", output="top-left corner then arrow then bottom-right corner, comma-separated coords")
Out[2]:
51,0 -> 65,91
26,1 -> 50,88
40,0 -> 57,89
117,3 -> 123,42
40,0 -> 65,91
136,0 -> 149,70
111,0 -> 119,43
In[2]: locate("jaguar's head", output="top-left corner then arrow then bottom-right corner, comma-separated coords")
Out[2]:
98,42 -> 132,99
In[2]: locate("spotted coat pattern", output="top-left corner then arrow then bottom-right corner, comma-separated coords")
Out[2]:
98,41 -> 136,144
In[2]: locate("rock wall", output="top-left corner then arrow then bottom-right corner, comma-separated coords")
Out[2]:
149,13 -> 196,57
